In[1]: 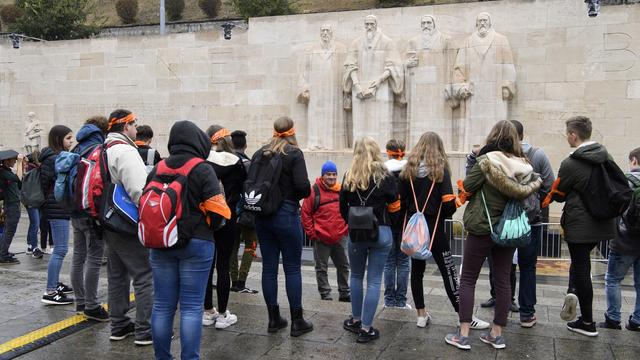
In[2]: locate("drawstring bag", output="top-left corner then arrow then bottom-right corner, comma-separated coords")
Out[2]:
401,178 -> 443,260
481,191 -> 531,247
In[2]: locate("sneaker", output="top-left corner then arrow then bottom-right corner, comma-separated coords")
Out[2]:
445,331 -> 471,350
598,314 -> 621,330
400,304 -> 413,310
214,310 -> 238,329
321,293 -> 333,301
560,293 -> 578,321
202,308 -> 219,326
46,247 -> 54,254
356,327 -> 379,343
32,248 -> 44,259
343,317 -> 361,333
26,246 -> 33,254
238,286 -> 259,294
479,331 -> 506,349
76,304 -> 85,314
0,256 -> 20,265
134,335 -> 153,346
84,306 -> 110,322
470,316 -> 490,330
480,298 -> 495,308
42,291 -> 73,305
56,282 -> 73,294
230,284 -> 242,292
520,315 -> 537,328
626,317 -> 640,332
567,317 -> 598,337
110,323 -> 135,341
417,313 -> 432,328
510,302 -> 520,313
339,295 -> 351,303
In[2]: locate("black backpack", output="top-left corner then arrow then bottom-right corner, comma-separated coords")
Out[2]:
579,159 -> 632,220
347,186 -> 379,243
619,174 -> 640,236
242,150 -> 283,216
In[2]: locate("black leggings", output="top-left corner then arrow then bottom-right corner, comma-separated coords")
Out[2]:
39,211 -> 52,249
205,217 -> 236,313
411,236 -> 460,312
567,242 -> 598,323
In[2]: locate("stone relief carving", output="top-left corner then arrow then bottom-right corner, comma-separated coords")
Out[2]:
342,15 -> 404,148
24,112 -> 43,154
298,25 -> 348,149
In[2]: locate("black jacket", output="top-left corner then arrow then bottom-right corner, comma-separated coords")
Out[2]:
207,151 -> 247,211
39,147 -> 70,220
339,174 -> 398,226
138,145 -> 162,166
147,121 -> 223,243
253,144 -> 310,204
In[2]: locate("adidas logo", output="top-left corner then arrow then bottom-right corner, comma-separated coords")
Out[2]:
244,191 -> 262,206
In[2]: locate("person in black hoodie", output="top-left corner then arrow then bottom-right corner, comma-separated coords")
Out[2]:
147,121 -> 230,360
340,137 -> 399,343
253,116 -> 313,337
202,125 -> 247,329
40,125 -> 75,305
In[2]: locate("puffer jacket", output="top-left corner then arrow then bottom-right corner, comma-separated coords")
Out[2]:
462,151 -> 542,236
105,133 -> 148,204
551,142 -> 617,244
301,178 -> 348,245
39,147 -> 70,220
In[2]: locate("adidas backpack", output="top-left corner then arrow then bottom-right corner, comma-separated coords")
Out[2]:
138,158 -> 204,249
242,150 -> 283,216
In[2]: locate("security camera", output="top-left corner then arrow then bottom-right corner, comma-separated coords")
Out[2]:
222,23 -> 235,40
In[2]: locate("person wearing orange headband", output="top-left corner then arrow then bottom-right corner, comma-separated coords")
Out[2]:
135,124 -> 162,173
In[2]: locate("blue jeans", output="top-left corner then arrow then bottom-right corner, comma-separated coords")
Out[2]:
605,250 -> 640,324
46,219 -> 70,291
383,238 -> 410,307
150,239 -> 214,360
26,207 -> 40,250
349,225 -> 392,328
255,201 -> 303,308
518,224 -> 541,319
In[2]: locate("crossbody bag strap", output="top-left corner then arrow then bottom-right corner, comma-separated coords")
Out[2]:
356,184 -> 377,206
480,190 -> 494,234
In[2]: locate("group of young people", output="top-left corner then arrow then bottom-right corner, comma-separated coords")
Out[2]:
1,112 -> 639,358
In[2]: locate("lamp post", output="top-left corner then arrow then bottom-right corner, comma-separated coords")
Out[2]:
160,0 -> 166,35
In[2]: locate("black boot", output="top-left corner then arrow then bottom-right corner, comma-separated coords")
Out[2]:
267,304 -> 288,333
290,307 -> 313,337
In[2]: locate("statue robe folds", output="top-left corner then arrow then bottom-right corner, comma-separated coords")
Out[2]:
299,43 -> 347,149
343,32 -> 403,147
453,30 -> 516,151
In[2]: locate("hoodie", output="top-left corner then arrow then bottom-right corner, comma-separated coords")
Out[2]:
301,178 -> 348,245
74,124 -> 105,156
549,143 -> 617,244
148,121 -> 229,243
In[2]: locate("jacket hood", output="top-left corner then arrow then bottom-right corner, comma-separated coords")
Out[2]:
385,158 -> 406,173
569,142 -> 609,165
168,121 -> 210,159
38,147 -> 56,163
207,150 -> 240,167
76,124 -> 104,143
478,152 -> 542,199
417,162 -> 429,179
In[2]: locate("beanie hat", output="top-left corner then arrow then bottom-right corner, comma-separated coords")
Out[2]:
321,160 -> 337,175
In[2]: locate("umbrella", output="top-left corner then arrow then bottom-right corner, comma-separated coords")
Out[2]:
0,150 -> 19,162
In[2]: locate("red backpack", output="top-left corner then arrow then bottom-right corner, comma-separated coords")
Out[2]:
75,140 -> 128,218
138,158 -> 204,249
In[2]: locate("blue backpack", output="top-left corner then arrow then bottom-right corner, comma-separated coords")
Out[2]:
54,146 -> 95,206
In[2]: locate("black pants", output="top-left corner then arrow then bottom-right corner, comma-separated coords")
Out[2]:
567,242 -> 598,323
489,256 -> 517,302
411,236 -> 460,312
39,209 -> 52,249
205,217 -> 236,314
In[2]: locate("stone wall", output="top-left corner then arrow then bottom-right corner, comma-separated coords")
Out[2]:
1,0 -> 640,179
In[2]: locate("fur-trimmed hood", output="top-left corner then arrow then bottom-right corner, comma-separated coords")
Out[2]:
478,151 -> 542,199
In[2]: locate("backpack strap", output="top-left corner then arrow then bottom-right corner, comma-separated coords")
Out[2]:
409,177 -> 436,214
480,190 -> 495,235
156,158 -> 204,177
312,183 -> 320,213
356,185 -> 377,206
146,149 -> 156,166
627,173 -> 640,189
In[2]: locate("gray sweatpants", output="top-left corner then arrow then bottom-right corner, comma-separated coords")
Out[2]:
70,217 -> 105,311
104,229 -> 153,340
313,237 -> 350,298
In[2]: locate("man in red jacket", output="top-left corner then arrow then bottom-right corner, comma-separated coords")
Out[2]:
302,161 -> 350,302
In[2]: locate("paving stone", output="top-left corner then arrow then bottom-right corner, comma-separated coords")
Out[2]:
554,338 -> 614,360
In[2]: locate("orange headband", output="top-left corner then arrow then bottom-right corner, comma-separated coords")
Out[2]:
273,128 -> 296,138
108,113 -> 136,130
211,128 -> 231,144
386,149 -> 405,159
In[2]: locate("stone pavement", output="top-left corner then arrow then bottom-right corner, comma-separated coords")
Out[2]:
1,217 -> 639,359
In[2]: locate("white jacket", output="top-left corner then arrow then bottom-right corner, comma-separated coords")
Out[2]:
105,133 -> 148,204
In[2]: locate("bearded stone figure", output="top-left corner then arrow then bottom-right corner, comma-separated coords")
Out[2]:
343,15 -> 403,147
453,12 -> 516,151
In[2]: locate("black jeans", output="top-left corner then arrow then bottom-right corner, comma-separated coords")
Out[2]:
518,225 -> 542,319
411,236 -> 460,312
567,242 -> 598,323
205,215 -> 236,313
0,202 -> 20,259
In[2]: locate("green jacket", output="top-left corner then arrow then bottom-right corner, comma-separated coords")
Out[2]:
551,143 -> 616,244
0,166 -> 21,204
463,152 -> 542,236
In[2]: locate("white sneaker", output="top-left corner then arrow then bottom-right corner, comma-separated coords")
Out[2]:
401,304 -> 413,310
202,308 -> 219,326
470,316 -> 490,330
560,293 -> 578,321
417,313 -> 432,328
46,247 -> 54,254
214,310 -> 238,329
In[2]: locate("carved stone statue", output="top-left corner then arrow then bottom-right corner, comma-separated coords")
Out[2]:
404,15 -> 454,149
298,25 -> 347,149
24,112 -> 43,154
453,12 -> 516,151
343,15 -> 403,147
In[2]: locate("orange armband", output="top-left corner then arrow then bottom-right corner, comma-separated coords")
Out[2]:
199,194 -> 231,225
456,179 -> 472,206
541,177 -> 565,208
387,199 -> 401,213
